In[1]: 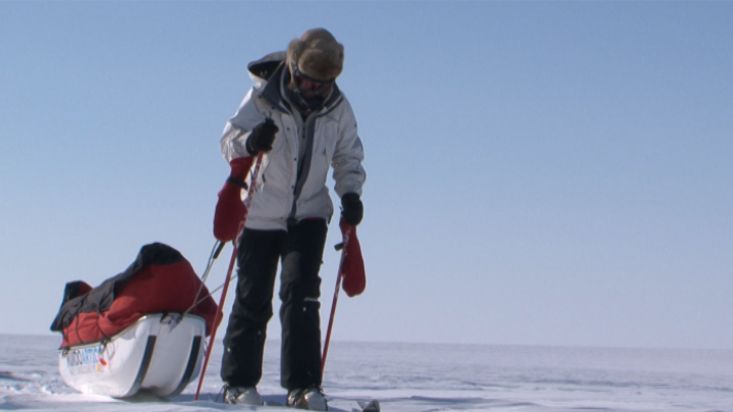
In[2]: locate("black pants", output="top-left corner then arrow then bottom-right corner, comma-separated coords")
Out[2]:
220,219 -> 327,390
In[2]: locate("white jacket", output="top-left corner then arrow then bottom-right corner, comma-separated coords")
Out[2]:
220,52 -> 366,231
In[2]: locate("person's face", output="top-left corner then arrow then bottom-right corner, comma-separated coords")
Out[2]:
292,67 -> 334,100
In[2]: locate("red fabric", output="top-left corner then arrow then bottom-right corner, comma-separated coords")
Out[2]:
229,156 -> 254,178
339,220 -> 366,297
60,260 -> 220,348
213,183 -> 246,242
213,157 -> 254,242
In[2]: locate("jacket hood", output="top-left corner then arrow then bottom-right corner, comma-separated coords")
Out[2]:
246,51 -> 342,114
247,51 -> 287,82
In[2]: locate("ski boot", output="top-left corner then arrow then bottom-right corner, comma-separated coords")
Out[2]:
222,384 -> 264,405
287,387 -> 328,410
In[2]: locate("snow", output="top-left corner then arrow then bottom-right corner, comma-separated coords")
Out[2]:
1,335 -> 732,412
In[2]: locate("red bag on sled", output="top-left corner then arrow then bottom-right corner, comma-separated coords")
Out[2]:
50,243 -> 221,348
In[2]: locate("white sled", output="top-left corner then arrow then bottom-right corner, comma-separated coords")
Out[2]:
58,313 -> 206,398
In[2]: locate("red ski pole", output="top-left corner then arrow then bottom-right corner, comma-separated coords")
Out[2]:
194,240 -> 238,400
194,153 -> 263,400
321,224 -> 352,375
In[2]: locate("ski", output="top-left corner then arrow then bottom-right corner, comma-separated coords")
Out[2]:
356,399 -> 380,412
225,395 -> 379,411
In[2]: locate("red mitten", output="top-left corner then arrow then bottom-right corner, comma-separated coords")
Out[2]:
339,219 -> 366,297
213,157 -> 254,242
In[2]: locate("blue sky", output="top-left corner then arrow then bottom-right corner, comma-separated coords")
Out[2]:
1,2 -> 731,349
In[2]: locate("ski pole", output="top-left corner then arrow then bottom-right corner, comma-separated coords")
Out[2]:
321,225 -> 352,375
167,241 -> 227,332
195,240 -> 225,308
194,153 -> 263,400
194,239 -> 238,400
201,240 -> 227,283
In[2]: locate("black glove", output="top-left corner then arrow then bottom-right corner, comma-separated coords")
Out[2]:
246,118 -> 278,154
341,193 -> 363,226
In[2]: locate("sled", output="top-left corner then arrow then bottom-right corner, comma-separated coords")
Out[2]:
58,312 -> 206,398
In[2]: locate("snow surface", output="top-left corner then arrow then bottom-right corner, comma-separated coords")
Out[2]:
1,334 -> 732,412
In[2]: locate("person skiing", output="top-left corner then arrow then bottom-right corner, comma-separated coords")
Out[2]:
212,28 -> 365,410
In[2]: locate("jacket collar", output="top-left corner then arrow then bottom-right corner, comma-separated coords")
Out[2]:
254,54 -> 343,115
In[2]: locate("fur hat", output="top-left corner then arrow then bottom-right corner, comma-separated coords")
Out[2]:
286,28 -> 344,82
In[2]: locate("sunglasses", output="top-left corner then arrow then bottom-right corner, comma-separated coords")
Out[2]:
292,66 -> 334,91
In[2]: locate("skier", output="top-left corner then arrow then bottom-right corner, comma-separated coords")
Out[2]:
213,28 -> 366,410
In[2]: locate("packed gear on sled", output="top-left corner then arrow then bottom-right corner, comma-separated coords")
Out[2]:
50,243 -> 221,398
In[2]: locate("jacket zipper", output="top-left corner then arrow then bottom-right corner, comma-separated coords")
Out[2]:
285,98 -> 343,226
